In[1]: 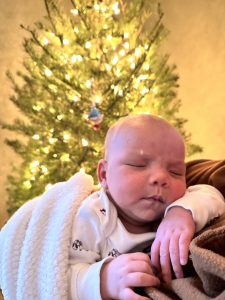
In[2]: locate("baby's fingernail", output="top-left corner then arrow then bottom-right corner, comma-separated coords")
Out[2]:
180,258 -> 187,265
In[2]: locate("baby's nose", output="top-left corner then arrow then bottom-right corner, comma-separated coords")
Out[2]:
149,169 -> 169,187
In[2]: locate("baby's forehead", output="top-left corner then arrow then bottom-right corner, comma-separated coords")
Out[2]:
104,115 -> 179,157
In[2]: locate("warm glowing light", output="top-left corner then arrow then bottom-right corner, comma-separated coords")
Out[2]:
60,153 -> 70,162
82,138 -> 88,147
45,183 -> 53,191
124,32 -> 129,39
63,132 -> 71,141
105,64 -> 111,71
74,27 -> 79,33
49,138 -> 57,144
30,160 -> 40,168
63,39 -> 70,45
94,3 -> 100,10
41,165 -> 48,174
57,114 -> 64,120
71,8 -> 79,15
144,63 -> 150,70
44,68 -> 52,77
118,89 -> 123,96
86,80 -> 92,88
124,42 -> 129,49
107,34 -> 112,41
42,37 -> 49,45
79,167 -> 85,173
112,2 -> 120,14
119,49 -> 126,56
23,180 -> 32,189
65,74 -> 71,80
32,134 -> 40,140
130,62 -> 136,69
141,87 -> 149,95
135,47 -> 142,57
93,95 -> 102,104
85,41 -> 92,49
112,55 -> 119,65
42,147 -> 49,154
72,95 -> 80,102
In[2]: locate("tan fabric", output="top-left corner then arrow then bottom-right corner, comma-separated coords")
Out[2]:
145,213 -> 225,300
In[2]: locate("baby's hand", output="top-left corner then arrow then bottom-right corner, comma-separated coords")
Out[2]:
100,252 -> 160,300
151,207 -> 195,283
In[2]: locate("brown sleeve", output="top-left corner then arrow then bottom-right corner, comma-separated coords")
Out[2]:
185,159 -> 225,198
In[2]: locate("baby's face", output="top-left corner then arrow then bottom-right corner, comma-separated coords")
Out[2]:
99,121 -> 186,233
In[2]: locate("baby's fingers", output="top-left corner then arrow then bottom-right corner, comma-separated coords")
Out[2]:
169,234 -> 183,279
150,239 -> 161,272
179,232 -> 192,266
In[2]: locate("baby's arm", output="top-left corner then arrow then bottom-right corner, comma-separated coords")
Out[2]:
70,197 -> 159,300
151,184 -> 225,283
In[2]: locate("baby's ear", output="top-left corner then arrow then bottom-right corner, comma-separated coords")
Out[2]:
97,159 -> 108,189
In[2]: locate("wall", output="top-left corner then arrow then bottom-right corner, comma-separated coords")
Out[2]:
1,0 -> 225,227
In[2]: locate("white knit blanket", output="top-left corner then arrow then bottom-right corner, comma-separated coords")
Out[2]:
0,172 -> 94,300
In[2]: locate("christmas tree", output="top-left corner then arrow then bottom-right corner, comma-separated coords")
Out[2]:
2,0 -> 202,215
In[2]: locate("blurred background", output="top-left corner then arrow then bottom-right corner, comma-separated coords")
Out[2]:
0,0 -> 225,227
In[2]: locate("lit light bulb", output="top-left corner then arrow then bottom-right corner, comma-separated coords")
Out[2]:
49,137 -> 57,144
42,37 -> 49,45
123,42 -> 129,49
65,74 -> 71,80
71,8 -> 78,15
57,114 -> 64,120
44,68 -> 52,77
23,180 -> 32,189
63,132 -> 71,141
82,138 -> 88,147
94,3 -> 100,10
130,62 -> 136,69
60,153 -> 70,162
112,55 -> 119,65
63,39 -> 70,45
112,2 -> 120,14
45,183 -> 53,191
32,134 -> 40,140
41,165 -> 48,174
135,47 -> 142,57
79,167 -> 85,173
86,80 -> 92,88
94,95 -> 102,104
85,41 -> 92,49
144,63 -> 150,70
119,49 -> 126,56
141,87 -> 149,95
105,64 -> 111,71
107,34 -> 112,41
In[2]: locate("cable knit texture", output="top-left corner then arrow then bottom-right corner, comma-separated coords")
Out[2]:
0,172 -> 94,300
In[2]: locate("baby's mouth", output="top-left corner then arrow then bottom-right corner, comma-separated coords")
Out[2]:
145,195 -> 164,203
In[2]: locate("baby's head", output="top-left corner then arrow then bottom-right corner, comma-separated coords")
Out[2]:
98,114 -> 186,233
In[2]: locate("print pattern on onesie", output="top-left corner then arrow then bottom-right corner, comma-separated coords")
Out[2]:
108,248 -> 121,257
100,208 -> 106,215
72,239 -> 83,251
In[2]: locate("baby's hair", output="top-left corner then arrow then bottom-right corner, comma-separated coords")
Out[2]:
103,114 -> 183,159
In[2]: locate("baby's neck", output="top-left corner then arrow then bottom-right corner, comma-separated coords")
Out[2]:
119,215 -> 160,234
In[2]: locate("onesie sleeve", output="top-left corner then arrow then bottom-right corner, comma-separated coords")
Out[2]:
68,196 -> 113,300
165,184 -> 225,231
